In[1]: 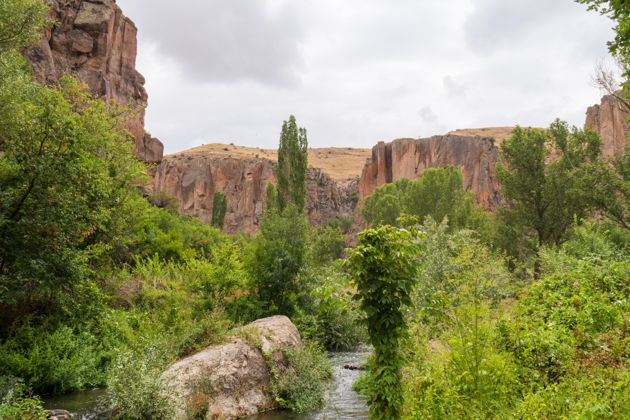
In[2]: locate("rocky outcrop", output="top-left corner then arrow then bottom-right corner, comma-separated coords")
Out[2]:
358,135 -> 503,210
585,93 -> 629,155
26,0 -> 163,163
149,156 -> 275,235
306,168 -> 359,227
148,154 -> 360,235
161,315 -> 302,420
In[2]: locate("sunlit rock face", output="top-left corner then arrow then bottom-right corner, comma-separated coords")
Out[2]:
26,0 -> 163,163
585,93 -> 629,156
358,135 -> 504,211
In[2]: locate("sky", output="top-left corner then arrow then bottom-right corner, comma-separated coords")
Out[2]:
117,0 -> 616,154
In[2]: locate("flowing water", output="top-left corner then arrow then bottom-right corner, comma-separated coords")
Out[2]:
43,351 -> 369,420
246,351 -> 369,420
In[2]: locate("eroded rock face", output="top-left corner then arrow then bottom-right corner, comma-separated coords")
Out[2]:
358,135 -> 504,210
161,315 -> 302,420
149,156 -> 275,235
585,93 -> 629,155
148,154 -> 361,235
26,0 -> 163,162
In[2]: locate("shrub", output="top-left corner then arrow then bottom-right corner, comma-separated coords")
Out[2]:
0,376 -> 47,420
105,349 -> 175,420
269,343 -> 332,412
0,323 -> 110,393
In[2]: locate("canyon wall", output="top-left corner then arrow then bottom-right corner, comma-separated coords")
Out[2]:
149,154 -> 359,235
26,0 -> 163,162
585,93 -> 629,156
358,135 -> 504,210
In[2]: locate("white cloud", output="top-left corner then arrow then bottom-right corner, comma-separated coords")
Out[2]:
118,0 -> 615,154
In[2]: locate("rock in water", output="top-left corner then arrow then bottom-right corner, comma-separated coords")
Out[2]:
161,315 -> 302,419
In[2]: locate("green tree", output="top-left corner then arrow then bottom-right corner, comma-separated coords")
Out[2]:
578,143 -> 630,230
249,204 -> 308,316
276,115 -> 308,211
0,77 -> 145,306
496,120 -> 601,278
361,166 -> 489,232
576,1 -> 630,86
0,0 -> 47,54
347,226 -> 418,420
211,191 -> 228,229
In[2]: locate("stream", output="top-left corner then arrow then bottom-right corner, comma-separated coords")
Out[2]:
43,351 -> 369,420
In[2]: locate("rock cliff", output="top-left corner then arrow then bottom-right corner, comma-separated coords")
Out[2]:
358,135 -> 504,210
26,0 -> 163,163
585,93 -> 629,155
148,153 -> 359,235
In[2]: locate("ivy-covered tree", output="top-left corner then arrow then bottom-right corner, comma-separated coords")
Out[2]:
211,191 -> 228,229
347,225 -> 418,420
276,115 -> 308,211
496,120 -> 601,278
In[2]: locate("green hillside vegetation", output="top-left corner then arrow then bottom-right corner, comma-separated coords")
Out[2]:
0,0 -> 629,419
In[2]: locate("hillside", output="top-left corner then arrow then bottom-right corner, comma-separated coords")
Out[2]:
446,127 -> 517,143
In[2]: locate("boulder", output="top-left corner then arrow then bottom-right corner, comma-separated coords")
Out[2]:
161,315 -> 302,419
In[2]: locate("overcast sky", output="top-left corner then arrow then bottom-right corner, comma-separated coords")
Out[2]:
117,0 -> 615,154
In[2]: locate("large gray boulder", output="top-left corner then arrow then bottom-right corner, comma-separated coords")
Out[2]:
162,315 -> 302,419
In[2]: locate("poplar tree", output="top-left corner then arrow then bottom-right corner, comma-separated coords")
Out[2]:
276,115 -> 308,211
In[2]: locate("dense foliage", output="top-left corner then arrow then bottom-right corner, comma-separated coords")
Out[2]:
361,166 -> 490,234
0,0 -> 628,419
348,226 -> 418,420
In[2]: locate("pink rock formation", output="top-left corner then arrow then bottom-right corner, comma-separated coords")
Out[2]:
585,93 -> 629,155
358,135 -> 504,211
148,154 -> 360,235
26,0 -> 163,163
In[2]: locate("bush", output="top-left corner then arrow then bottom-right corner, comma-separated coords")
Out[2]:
270,343 -> 332,412
0,323 -> 110,393
0,376 -> 47,420
105,349 -> 175,420
293,264 -> 366,351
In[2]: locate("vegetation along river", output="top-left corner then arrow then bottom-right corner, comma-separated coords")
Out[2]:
44,351 -> 369,420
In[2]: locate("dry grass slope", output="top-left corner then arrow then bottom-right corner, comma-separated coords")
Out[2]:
166,143 -> 372,181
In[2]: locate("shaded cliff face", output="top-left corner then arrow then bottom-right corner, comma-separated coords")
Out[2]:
151,156 -> 274,235
149,154 -> 360,235
358,135 -> 503,211
585,93 -> 629,156
26,0 -> 163,163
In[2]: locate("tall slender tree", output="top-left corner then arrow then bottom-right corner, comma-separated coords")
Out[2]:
276,115 -> 308,212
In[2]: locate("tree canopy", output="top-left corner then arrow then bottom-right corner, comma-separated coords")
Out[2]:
361,166 -> 489,233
